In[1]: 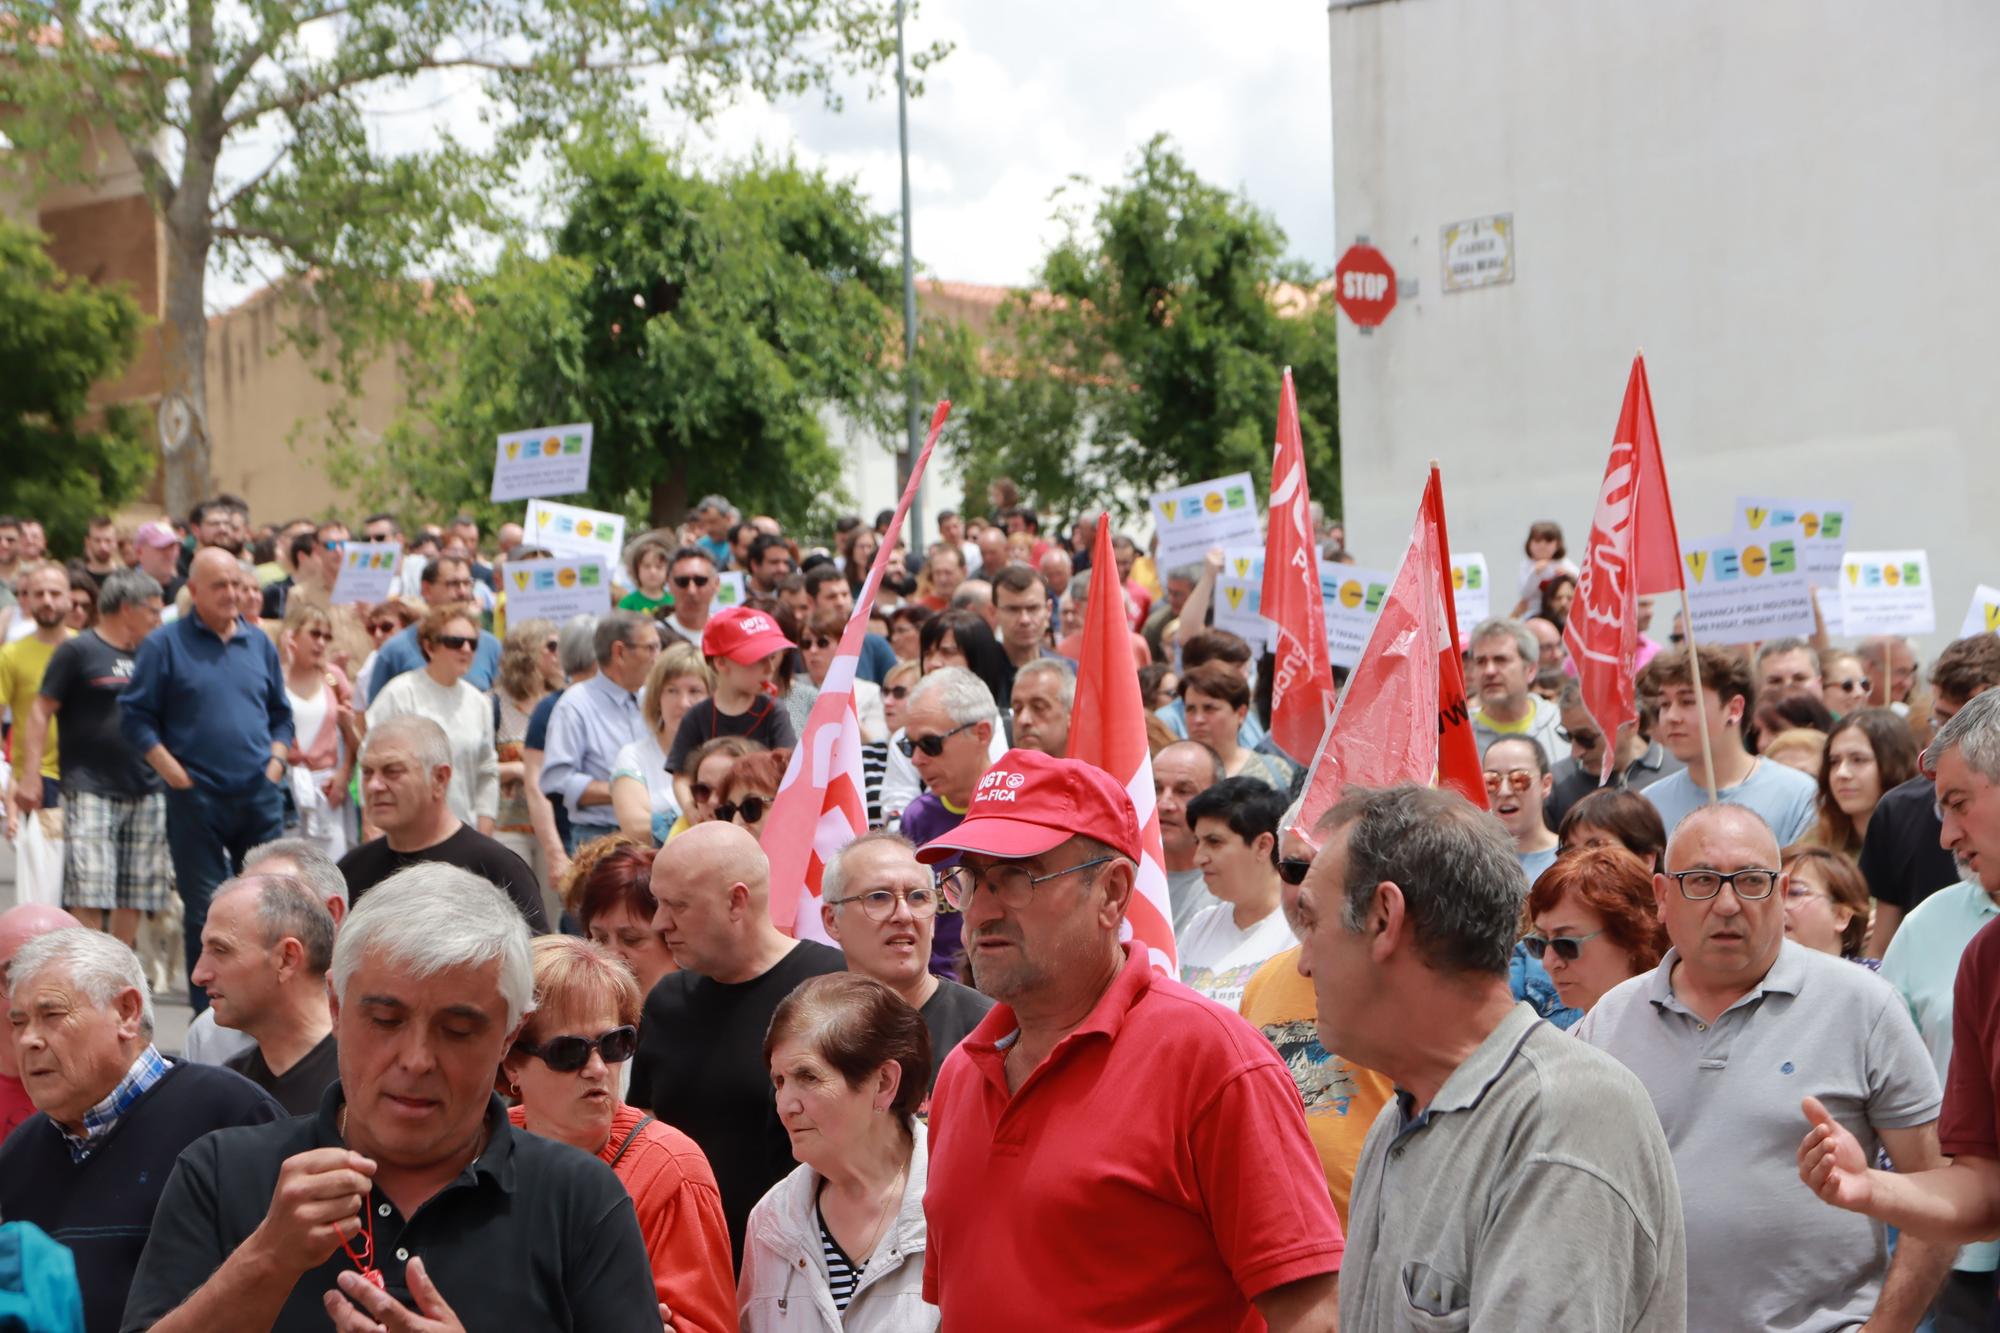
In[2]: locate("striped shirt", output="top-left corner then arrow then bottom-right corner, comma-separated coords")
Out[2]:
63,1044 -> 169,1162
817,1200 -> 861,1311
862,739 -> 890,828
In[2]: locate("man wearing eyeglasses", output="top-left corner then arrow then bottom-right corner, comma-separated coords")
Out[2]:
658,546 -> 720,648
1578,803 -> 1949,1332
894,667 -> 1001,978
820,831 -> 992,1093
916,748 -> 1343,1332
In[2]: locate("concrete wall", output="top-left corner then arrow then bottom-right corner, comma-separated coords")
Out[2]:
1327,0 -> 2000,649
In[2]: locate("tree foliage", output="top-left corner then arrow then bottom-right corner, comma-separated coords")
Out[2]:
944,135 -> 1342,524
0,217 -> 153,552
334,142 -> 902,533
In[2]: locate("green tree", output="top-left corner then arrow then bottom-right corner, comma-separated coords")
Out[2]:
948,135 -> 1342,526
0,217 -> 152,554
336,143 -> 901,534
0,0 -> 943,517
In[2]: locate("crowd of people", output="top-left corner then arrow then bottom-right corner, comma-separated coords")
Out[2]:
1,490 -> 1999,1331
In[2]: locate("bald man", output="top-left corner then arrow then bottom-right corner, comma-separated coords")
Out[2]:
630,821 -> 845,1264
0,903 -> 85,1139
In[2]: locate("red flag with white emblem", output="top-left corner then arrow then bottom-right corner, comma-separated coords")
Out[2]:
1260,368 -> 1338,765
764,401 -> 952,939
1067,515 -> 1178,971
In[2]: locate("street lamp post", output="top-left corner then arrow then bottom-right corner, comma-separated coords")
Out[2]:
896,0 -> 924,545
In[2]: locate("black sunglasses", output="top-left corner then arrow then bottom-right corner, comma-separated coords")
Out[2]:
1277,857 -> 1313,886
690,781 -> 716,805
515,1025 -> 638,1073
434,633 -> 477,651
806,635 -> 837,650
716,795 -> 768,824
673,574 -> 711,589
898,719 -> 979,758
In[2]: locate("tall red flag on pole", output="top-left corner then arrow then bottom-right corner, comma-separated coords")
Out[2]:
1261,367 -> 1337,765
1291,469 -> 1470,847
1068,515 -> 1178,972
764,401 -> 952,939
1565,354 -> 1687,782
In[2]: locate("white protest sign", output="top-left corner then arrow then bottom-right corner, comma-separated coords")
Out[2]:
1962,585 -> 2000,639
1321,566 -> 1395,670
1840,550 -> 1936,637
1149,472 -> 1261,574
492,422 -> 593,502
525,499 -> 627,563
1212,548 -> 1268,652
1450,552 -> 1489,643
711,571 -> 750,611
1679,529 -> 1817,645
330,541 -> 403,606
503,556 -> 613,624
1734,496 -> 1850,588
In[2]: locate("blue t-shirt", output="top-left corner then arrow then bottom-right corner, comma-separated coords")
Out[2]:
1519,844 -> 1560,886
1642,757 -> 1819,846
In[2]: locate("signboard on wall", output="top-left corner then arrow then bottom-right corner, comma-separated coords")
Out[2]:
1441,214 -> 1514,292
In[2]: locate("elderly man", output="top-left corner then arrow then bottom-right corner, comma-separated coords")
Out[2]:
1156,738 -> 1224,932
120,545 -> 293,1008
1009,657 -> 1073,758
1298,786 -> 1684,1327
894,666 -> 1000,977
915,747 -> 1342,1329
949,578 -> 997,631
919,544 -> 966,612
0,929 -> 278,1333
820,831 -> 993,1092
1524,615 -> 1566,672
539,610 -> 658,846
131,521 -> 185,603
1468,617 -> 1566,764
363,556 -> 500,701
632,821 -> 844,1264
123,865 -> 661,1331
1580,804 -> 1947,1330
339,715 -> 548,931
0,902 -> 84,1138
1756,635 -> 1824,701
191,875 -> 340,1116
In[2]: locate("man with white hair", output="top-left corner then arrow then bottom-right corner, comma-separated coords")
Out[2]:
895,666 -> 1000,978
1468,617 -> 1565,765
0,902 -> 85,1138
192,875 -> 340,1115
0,929 -> 278,1333
1009,657 -> 1074,758
124,864 -> 661,1332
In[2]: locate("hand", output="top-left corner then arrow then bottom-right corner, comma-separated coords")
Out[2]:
325,1256 -> 465,1333
1203,547 -> 1225,575
1799,1095 -> 1874,1212
247,1147 -> 377,1276
659,1302 -> 675,1331
162,759 -> 196,791
10,781 -> 41,817
266,755 -> 287,784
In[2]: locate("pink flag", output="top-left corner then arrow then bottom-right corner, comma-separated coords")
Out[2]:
764,401 -> 952,938
1067,515 -> 1178,971
1261,368 -> 1338,765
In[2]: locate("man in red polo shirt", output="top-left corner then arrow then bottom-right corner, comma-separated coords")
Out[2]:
914,748 -> 1342,1332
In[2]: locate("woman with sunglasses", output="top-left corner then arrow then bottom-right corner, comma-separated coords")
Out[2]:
612,642 -> 711,844
802,607 -> 887,743
365,601 -> 500,833
504,936 -> 736,1333
279,600 -> 359,857
714,746 -> 794,843
665,735 -> 764,839
864,662 -> 920,828
1525,847 -> 1669,1014
356,599 -> 415,699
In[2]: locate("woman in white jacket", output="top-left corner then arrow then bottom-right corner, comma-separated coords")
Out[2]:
739,974 -> 938,1332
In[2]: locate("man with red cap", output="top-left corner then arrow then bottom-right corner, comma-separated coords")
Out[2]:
915,749 -> 1343,1331
0,903 -> 85,1139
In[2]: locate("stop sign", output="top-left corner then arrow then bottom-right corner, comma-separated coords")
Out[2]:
1334,244 -> 1397,327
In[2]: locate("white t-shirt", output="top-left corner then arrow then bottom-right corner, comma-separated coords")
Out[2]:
1177,903 -> 1298,1011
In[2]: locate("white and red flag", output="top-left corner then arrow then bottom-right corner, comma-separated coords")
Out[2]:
764,401 -> 952,939
1067,515 -> 1178,972
1565,354 -> 1686,781
1260,367 -> 1338,766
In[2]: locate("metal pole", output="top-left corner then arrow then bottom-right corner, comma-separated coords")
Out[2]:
896,0 -> 924,547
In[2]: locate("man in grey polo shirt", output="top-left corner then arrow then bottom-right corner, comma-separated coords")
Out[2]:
1295,784 -> 1684,1328
1578,803 -> 1950,1332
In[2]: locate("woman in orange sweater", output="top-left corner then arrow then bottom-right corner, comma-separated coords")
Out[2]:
504,935 -> 738,1332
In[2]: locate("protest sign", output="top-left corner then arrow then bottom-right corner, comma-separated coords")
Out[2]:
1840,550 -> 1935,637
492,423 -> 592,502
525,499 -> 627,563
330,541 -> 402,606
1150,472 -> 1260,573
1734,496 -> 1850,588
1321,565 -> 1394,670
504,557 -> 612,623
712,571 -> 750,611
1678,529 -> 1817,645
1450,552 -> 1489,642
1213,548 -> 1267,651
1962,585 -> 2000,639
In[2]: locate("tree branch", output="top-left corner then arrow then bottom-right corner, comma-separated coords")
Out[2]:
212,144 -> 291,219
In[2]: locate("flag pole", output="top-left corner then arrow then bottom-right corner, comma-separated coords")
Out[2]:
1675,586 -> 1721,803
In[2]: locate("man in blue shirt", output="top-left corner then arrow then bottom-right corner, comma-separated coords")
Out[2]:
539,612 -> 658,848
120,547 -> 294,1009
363,556 -> 500,701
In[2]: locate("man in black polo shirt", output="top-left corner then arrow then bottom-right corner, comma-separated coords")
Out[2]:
122,864 -> 661,1332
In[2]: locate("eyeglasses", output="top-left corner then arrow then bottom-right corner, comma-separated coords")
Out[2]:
303,629 -> 332,642
435,634 -> 477,651
1483,771 -> 1537,794
937,855 -> 1117,910
1831,676 -> 1871,693
1784,883 -> 1831,905
690,782 -> 716,806
884,685 -> 910,701
1667,868 -> 1780,901
673,575 -> 711,589
806,635 -> 837,650
514,1025 -> 638,1073
898,719 -> 980,758
716,795 -> 768,825
369,621 -> 399,635
1520,929 -> 1605,962
1555,726 -> 1601,749
828,886 -> 940,921
1277,857 -> 1313,886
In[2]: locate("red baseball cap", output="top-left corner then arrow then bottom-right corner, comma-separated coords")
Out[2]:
914,748 -> 1142,865
701,606 -> 794,665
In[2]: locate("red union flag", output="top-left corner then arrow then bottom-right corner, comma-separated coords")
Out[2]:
1261,367 -> 1337,765
1067,515 -> 1177,972
1424,468 -> 1487,810
764,401 -> 952,939
1565,354 -> 1686,781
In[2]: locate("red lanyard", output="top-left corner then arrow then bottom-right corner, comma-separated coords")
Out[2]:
341,1203 -> 385,1288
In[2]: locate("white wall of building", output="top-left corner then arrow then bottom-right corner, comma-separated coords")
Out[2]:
1328,0 -> 2000,650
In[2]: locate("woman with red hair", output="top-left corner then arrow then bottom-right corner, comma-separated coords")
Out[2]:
1525,848 -> 1670,1013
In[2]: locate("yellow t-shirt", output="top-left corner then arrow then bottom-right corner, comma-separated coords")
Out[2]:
0,633 -> 70,783
1236,944 -> 1395,1227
